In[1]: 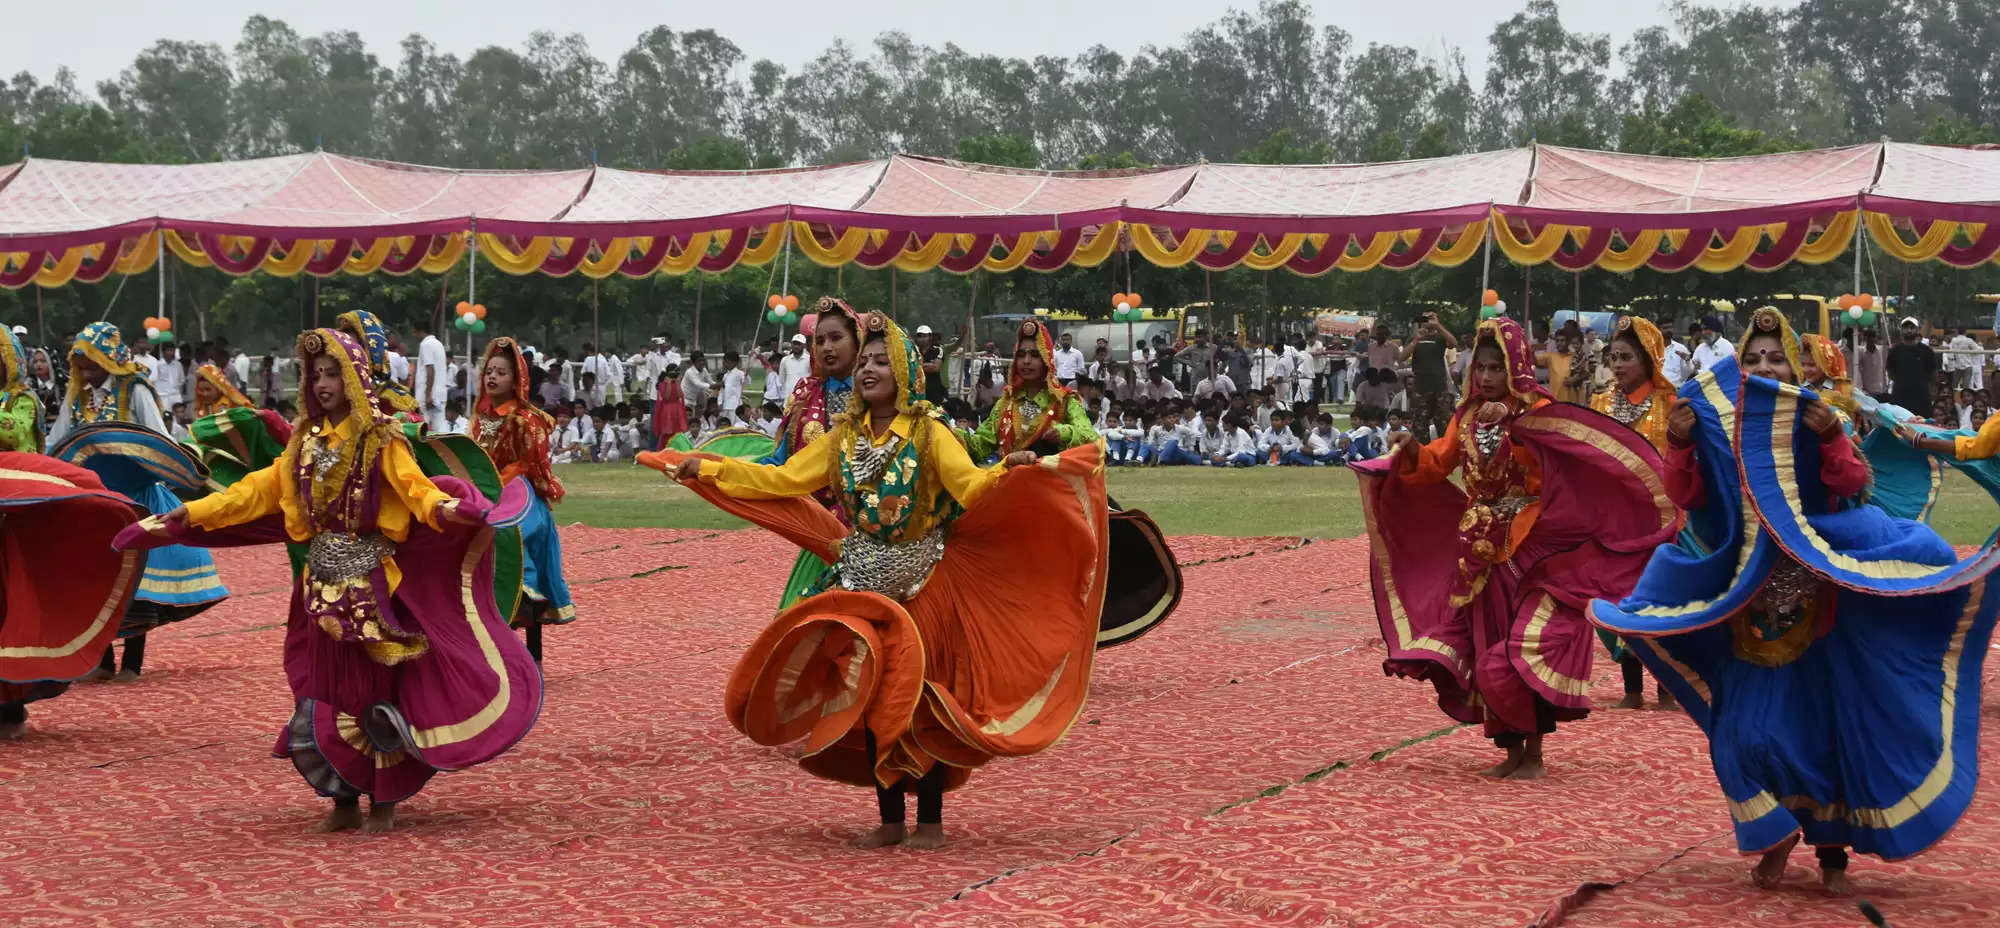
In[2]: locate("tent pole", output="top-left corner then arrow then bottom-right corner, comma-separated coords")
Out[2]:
593,277 -> 602,357
466,224 -> 477,378
692,274 -> 703,350
156,231 -> 165,325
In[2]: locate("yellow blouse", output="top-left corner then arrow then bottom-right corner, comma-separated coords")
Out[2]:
696,413 -> 1005,533
186,413 -> 452,542
1955,414 -> 2000,461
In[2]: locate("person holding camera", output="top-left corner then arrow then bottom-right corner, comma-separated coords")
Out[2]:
1400,312 -> 1458,441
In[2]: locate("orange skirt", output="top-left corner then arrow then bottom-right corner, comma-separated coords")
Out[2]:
642,445 -> 1109,791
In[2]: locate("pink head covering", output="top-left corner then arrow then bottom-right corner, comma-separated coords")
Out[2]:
1458,316 -> 1549,412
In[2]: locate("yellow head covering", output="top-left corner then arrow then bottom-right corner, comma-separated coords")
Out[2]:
1738,307 -> 1804,381
1799,333 -> 1858,415
1591,315 -> 1676,451
192,363 -> 256,417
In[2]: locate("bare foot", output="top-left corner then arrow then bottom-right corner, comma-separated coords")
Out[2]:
902,823 -> 945,850
81,668 -> 112,683
1752,833 -> 1800,888
1506,756 -> 1548,779
1656,688 -> 1679,711
1614,693 -> 1645,710
309,804 -> 363,833
111,669 -> 141,683
1478,747 -> 1524,778
0,721 -> 25,740
360,802 -> 396,834
853,824 -> 906,849
1821,867 -> 1853,895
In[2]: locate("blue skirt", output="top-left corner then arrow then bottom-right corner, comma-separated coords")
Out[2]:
515,491 -> 575,626
1628,580 -> 1999,860
120,481 -> 228,636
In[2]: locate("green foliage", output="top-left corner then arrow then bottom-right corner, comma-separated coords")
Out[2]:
953,134 -> 1038,168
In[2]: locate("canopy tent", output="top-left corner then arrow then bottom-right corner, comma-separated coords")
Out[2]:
8,142 -> 2000,289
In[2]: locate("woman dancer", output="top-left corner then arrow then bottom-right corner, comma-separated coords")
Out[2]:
965,319 -> 1182,648
47,322 -> 226,681
1588,316 -> 1678,711
643,313 -> 1108,849
1354,316 -> 1678,779
0,454 -> 146,739
469,338 -> 575,661
964,320 -> 1095,461
1593,307 -> 1997,894
759,297 -> 864,609
335,310 -> 422,423
0,328 -> 43,452
134,328 -> 541,833
188,362 -> 296,479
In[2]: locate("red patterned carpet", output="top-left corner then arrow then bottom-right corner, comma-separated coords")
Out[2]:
3,527 -> 1997,927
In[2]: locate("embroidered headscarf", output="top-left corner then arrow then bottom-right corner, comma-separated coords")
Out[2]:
192,362 -> 256,417
997,319 -> 1081,454
65,322 -> 144,422
1458,316 -> 1549,413
827,312 -> 952,539
0,326 -> 31,404
470,337 -> 555,431
287,328 -> 396,527
1800,333 -> 1858,415
289,327 -> 426,663
0,326 -> 42,449
334,310 -> 419,414
1738,306 -> 1804,383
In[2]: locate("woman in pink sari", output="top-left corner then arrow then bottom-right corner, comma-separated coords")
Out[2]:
652,369 -> 688,449
1352,316 -> 1679,778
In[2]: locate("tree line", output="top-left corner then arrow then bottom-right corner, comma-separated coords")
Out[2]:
5,0 -> 2000,353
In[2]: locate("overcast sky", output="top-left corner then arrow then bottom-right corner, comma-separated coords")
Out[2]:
2,0 -> 1683,92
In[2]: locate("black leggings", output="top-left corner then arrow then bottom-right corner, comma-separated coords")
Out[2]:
524,624 -> 543,663
1816,845 -> 1848,871
96,634 -> 146,674
0,702 -> 24,725
1493,698 -> 1557,750
865,730 -> 945,825
1621,655 -> 1645,694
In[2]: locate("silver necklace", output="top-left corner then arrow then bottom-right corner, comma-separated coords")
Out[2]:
849,430 -> 902,484
1608,391 -> 1652,426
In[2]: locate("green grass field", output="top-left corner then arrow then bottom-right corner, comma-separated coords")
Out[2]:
552,461 -> 2000,546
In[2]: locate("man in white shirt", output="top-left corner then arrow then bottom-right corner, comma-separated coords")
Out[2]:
719,351 -> 747,422
152,342 -> 185,408
1288,336 -> 1317,405
1661,329 -> 1694,386
1143,366 -> 1182,400
387,344 -> 411,391
577,372 -> 608,409
1194,363 -> 1236,403
1946,329 -> 1984,390
681,351 -> 714,412
229,347 -> 252,387
1052,331 -> 1086,386
1690,316 -> 1734,376
778,334 -> 812,398
416,321 -> 449,433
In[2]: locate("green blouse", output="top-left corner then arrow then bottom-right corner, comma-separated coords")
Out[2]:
965,388 -> 1098,461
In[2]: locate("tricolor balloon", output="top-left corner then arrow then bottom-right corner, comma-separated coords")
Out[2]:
142,316 -> 174,343
453,301 -> 488,333
766,293 -> 800,324
1111,292 -> 1144,322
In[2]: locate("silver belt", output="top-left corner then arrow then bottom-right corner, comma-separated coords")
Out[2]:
308,531 -> 395,583
837,528 -> 946,600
